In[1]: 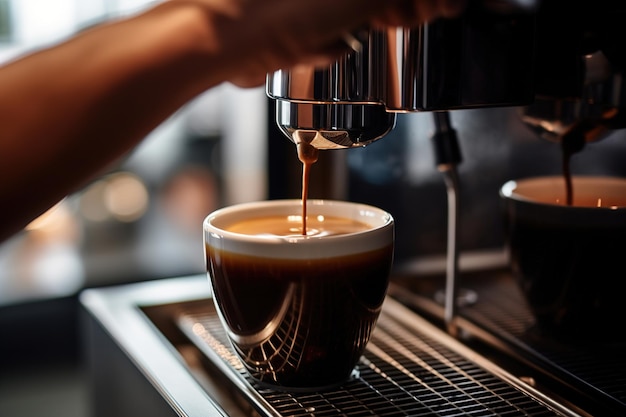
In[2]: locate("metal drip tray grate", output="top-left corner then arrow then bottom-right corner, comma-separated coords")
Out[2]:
389,269 -> 626,416
177,297 -> 575,417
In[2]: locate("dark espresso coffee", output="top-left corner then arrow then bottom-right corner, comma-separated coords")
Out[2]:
204,137 -> 393,388
206,216 -> 392,388
226,214 -> 370,236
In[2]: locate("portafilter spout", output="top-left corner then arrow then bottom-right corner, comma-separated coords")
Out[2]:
268,28 -> 397,150
273,101 -> 397,150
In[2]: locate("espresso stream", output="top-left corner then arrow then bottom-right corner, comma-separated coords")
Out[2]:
297,142 -> 320,234
561,131 -> 587,206
561,137 -> 577,206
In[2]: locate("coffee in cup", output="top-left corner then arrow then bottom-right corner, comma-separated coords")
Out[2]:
204,199 -> 394,389
500,176 -> 626,341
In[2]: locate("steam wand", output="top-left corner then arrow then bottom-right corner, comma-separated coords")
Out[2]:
431,111 -> 462,337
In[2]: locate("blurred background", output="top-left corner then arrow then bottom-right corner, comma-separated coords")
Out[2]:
0,1 -> 268,415
2,1 -> 626,416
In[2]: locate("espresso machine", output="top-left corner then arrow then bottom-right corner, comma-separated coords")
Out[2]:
264,0 -> 626,412
267,0 -> 538,338
268,0 -> 625,315
79,2 -> 626,417
267,0 -> 626,147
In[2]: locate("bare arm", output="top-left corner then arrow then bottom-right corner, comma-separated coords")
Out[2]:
0,0 -> 463,242
0,3 -> 216,241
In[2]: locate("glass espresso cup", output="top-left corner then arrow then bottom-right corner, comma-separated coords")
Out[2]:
203,199 -> 394,390
500,176 -> 626,341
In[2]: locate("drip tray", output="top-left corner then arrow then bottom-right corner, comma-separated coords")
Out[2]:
389,268 -> 626,417
176,296 -> 575,417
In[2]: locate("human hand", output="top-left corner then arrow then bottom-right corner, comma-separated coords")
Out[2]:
172,0 -> 466,87
374,0 -> 467,27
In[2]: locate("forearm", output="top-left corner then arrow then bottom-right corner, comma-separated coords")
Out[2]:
0,2 -> 225,241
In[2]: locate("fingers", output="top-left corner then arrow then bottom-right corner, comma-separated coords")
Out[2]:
439,0 -> 467,18
204,0 -> 468,88
231,39 -> 352,88
373,0 -> 466,27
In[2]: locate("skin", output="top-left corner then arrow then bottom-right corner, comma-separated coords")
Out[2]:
0,0 -> 465,242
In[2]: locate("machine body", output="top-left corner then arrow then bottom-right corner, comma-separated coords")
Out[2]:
266,1 -> 626,150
